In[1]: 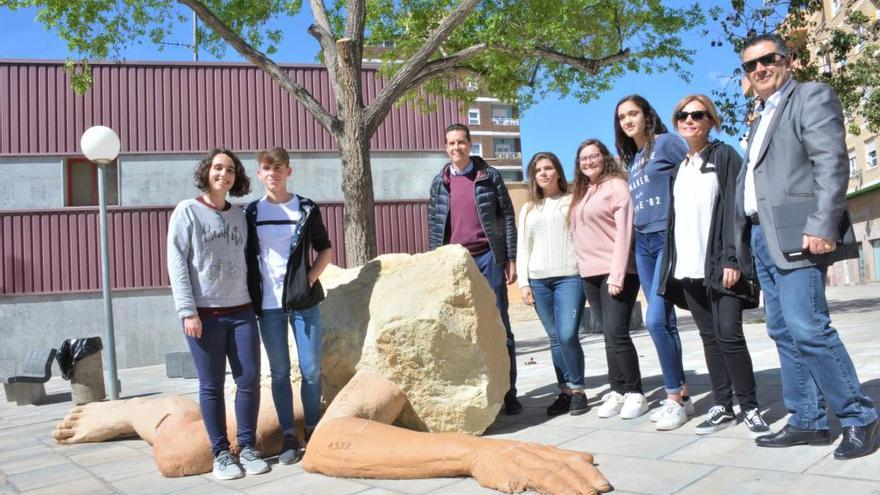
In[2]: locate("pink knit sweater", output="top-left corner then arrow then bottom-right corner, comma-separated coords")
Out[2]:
570,177 -> 637,287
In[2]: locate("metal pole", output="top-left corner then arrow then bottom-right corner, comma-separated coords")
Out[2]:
96,161 -> 120,400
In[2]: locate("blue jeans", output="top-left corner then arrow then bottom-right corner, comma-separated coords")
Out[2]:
258,305 -> 324,432
473,250 -> 517,398
530,276 -> 586,390
634,230 -> 685,394
750,225 -> 877,428
185,308 -> 261,455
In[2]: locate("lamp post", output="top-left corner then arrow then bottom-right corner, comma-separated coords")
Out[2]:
80,126 -> 121,400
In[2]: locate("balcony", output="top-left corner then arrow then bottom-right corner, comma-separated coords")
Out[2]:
491,117 -> 520,126
494,151 -> 522,160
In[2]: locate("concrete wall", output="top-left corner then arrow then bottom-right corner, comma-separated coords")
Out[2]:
1,150 -> 448,210
0,289 -> 184,372
0,156 -> 65,209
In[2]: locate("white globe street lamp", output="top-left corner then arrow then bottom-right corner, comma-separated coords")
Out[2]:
80,125 -> 121,400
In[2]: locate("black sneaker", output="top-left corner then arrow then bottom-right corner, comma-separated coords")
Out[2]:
569,392 -> 589,416
278,435 -> 301,465
504,395 -> 523,415
743,408 -> 771,439
546,393 -> 571,416
694,405 -> 736,435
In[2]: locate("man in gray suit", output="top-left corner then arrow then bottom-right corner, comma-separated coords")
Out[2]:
734,34 -> 878,459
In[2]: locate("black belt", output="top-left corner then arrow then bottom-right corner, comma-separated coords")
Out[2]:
748,213 -> 760,225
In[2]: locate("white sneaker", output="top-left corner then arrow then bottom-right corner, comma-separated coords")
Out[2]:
655,400 -> 688,431
620,393 -> 649,419
596,391 -> 625,418
651,397 -> 694,422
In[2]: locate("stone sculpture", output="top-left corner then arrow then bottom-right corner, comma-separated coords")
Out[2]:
53,246 -> 611,495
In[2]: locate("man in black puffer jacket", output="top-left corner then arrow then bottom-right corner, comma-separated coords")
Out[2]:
427,123 -> 521,415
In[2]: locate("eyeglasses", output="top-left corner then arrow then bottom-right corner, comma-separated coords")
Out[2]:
578,153 -> 603,164
675,110 -> 709,122
741,52 -> 783,73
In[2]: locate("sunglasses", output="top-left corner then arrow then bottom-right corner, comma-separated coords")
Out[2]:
675,110 -> 709,122
741,52 -> 783,73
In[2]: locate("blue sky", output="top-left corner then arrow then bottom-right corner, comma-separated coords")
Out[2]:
0,1 -> 745,179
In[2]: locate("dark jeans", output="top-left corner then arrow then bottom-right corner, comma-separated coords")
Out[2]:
751,225 -> 877,428
679,278 -> 758,411
582,273 -> 643,394
185,308 -> 261,455
473,250 -> 517,398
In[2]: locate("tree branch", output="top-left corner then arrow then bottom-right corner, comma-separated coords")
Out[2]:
179,0 -> 340,134
345,0 -> 366,42
309,0 -> 335,40
527,46 -> 631,75
364,0 -> 481,136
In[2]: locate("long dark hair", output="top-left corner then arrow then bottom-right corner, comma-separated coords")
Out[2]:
526,152 -> 568,206
194,148 -> 252,197
570,139 -> 627,218
614,94 -> 669,166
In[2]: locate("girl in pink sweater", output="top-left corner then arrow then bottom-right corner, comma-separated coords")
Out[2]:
570,139 -> 647,420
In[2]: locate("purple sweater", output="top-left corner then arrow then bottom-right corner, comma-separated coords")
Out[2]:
448,172 -> 489,256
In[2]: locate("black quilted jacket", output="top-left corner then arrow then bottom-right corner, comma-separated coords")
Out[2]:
427,156 -> 517,264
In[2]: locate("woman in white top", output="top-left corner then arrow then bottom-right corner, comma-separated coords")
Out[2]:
517,152 -> 586,416
658,94 -> 769,438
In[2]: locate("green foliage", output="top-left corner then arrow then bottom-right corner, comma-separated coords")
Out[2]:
358,0 -> 701,111
709,0 -> 880,136
0,0 -> 302,91
4,0 -> 700,111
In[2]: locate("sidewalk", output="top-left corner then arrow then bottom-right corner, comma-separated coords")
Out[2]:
1,284 -> 879,494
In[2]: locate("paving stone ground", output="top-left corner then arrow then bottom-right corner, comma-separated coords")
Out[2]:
2,284 -> 879,494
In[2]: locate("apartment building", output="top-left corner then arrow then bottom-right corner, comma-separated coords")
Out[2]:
464,98 -> 523,182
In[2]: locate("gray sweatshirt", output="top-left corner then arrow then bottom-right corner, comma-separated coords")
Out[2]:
166,198 -> 251,319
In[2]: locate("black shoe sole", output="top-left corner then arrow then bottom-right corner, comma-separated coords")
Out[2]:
546,408 -> 569,416
569,407 -> 589,416
834,442 -> 880,460
505,405 -> 523,415
756,437 -> 833,448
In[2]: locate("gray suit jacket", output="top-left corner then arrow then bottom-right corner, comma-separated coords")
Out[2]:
734,80 -> 858,277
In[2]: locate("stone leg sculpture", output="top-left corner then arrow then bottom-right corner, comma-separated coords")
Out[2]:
52,246 -> 612,494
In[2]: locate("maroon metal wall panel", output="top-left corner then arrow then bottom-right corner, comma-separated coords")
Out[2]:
0,201 -> 428,296
0,60 -> 462,156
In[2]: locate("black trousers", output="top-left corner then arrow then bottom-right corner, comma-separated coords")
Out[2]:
679,278 -> 758,411
582,273 -> 643,394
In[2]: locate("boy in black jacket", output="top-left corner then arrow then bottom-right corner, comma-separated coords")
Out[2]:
245,147 -> 332,464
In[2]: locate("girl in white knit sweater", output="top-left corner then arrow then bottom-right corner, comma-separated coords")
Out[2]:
516,152 -> 587,416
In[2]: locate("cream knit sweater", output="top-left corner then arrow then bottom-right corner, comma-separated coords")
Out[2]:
516,193 -> 579,288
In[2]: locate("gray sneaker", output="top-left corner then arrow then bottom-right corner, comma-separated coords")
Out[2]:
212,450 -> 244,480
239,445 -> 269,475
278,435 -> 301,465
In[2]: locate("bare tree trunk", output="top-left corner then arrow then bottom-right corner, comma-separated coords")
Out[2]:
338,128 -> 377,266
336,37 -> 376,267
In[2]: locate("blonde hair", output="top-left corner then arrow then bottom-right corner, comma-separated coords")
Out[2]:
672,94 -> 722,133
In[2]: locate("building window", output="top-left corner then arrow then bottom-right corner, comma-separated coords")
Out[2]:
468,108 -> 480,125
498,169 -> 523,182
471,142 -> 482,156
66,157 -> 119,206
867,139 -> 877,169
849,148 -> 859,178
